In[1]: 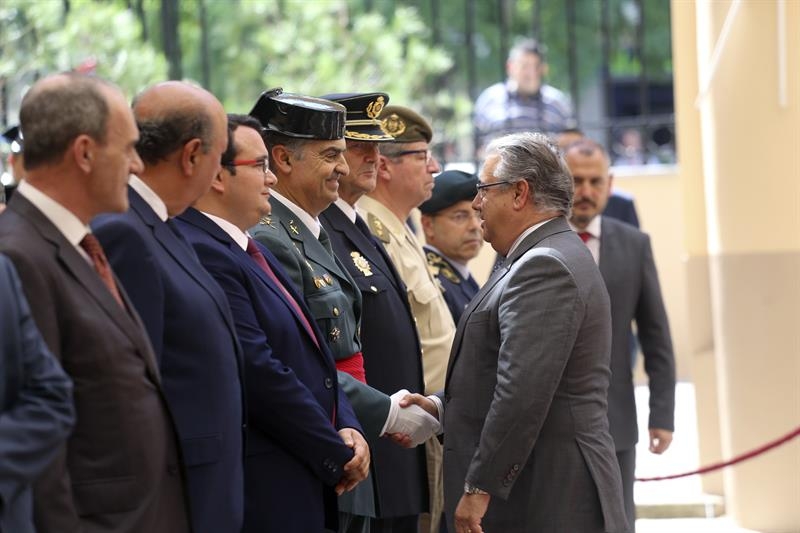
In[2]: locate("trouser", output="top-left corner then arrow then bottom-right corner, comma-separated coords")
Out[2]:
616,447 -> 637,530
418,437 -> 443,533
368,514 -> 419,533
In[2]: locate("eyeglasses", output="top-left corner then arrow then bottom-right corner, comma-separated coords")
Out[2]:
226,158 -> 269,174
476,180 -> 514,197
385,149 -> 433,165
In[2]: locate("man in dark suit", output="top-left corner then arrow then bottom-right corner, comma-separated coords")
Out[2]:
419,170 -> 483,325
566,138 -> 676,527
0,255 -> 74,533
0,72 -> 190,532
92,81 -> 246,533
319,93 -> 431,532
248,90 -> 437,533
176,114 -> 368,532
406,132 -> 629,533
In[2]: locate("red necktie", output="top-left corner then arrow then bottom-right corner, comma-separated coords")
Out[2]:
578,231 -> 592,243
246,238 -> 320,349
80,233 -> 124,307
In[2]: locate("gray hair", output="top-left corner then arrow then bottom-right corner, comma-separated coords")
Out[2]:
484,132 -> 573,216
261,131 -> 309,171
20,73 -> 113,170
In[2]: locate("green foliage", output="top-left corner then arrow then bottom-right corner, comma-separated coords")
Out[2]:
0,0 -> 167,101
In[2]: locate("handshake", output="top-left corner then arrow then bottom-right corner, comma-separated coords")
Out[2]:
381,389 -> 441,447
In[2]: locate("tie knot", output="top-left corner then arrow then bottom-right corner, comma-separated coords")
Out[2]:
246,237 -> 261,257
578,231 -> 592,243
80,233 -> 103,257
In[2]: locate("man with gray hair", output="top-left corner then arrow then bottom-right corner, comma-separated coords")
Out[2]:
404,132 -> 629,532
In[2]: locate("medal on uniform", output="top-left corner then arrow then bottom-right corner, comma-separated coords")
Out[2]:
323,273 -> 334,285
350,251 -> 373,277
329,327 -> 341,342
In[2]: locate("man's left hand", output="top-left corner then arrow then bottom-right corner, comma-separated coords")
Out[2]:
649,428 -> 673,454
454,493 -> 490,533
336,428 -> 370,494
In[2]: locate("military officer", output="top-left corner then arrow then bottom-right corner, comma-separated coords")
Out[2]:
419,169 -> 483,325
319,92 -> 430,532
359,105 -> 456,533
248,90 -> 438,533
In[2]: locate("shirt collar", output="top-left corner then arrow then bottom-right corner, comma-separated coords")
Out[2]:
334,197 -> 357,224
201,211 -> 249,251
15,180 -> 90,248
568,215 -> 602,238
129,175 -> 168,221
506,216 -> 556,258
271,189 -> 321,239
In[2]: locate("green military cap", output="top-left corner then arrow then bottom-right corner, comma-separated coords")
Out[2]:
378,105 -> 432,143
419,170 -> 480,215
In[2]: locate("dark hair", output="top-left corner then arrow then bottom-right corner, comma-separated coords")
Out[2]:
221,114 -> 264,174
564,137 -> 610,163
20,73 -> 112,170
485,132 -> 573,216
134,109 -> 214,166
260,130 -> 309,171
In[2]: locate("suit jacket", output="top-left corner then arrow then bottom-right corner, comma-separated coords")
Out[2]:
250,197 -> 390,437
599,217 -> 675,450
92,188 -> 245,533
176,208 -> 359,532
442,216 -> 629,533
321,204 -> 429,518
602,191 -> 640,228
423,245 -> 480,326
0,254 -> 74,533
0,194 -> 188,533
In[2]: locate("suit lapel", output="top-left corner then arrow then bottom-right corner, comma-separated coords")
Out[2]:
598,216 -> 615,279
10,196 -> 161,381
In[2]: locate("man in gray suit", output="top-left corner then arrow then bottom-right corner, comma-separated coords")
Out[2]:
565,138 -> 676,527
406,132 -> 628,533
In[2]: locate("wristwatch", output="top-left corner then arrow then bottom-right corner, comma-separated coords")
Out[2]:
464,482 -> 488,495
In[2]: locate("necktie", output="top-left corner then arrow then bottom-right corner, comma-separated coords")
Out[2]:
578,231 -> 592,243
318,226 -> 334,257
246,238 -> 320,349
80,233 -> 124,307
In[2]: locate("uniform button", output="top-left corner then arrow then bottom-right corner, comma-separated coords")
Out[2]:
370,286 -> 378,293
512,464 -> 520,471
242,423 -> 248,430
333,307 -> 340,316
324,377 -> 333,389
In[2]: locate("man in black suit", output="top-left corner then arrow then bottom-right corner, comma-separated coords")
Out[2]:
0,72 -> 189,533
92,81 -> 246,533
319,93 -> 431,532
0,255 -> 73,533
566,138 -> 676,527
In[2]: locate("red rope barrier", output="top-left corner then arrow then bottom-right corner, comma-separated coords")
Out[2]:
636,425 -> 800,482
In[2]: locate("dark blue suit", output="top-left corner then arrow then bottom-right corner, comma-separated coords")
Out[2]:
175,208 -> 361,532
0,255 -> 74,533
603,191 -> 640,228
320,204 -> 429,521
92,188 -> 246,533
423,246 -> 480,326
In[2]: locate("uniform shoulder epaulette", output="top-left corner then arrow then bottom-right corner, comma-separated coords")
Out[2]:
367,213 -> 390,244
426,250 -> 460,284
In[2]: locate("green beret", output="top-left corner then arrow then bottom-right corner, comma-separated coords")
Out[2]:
378,105 -> 432,143
419,170 -> 479,214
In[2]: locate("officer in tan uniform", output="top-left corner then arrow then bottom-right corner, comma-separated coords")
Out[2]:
358,105 -> 456,533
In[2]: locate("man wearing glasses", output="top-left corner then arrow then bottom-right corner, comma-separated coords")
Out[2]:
175,114 -> 368,532
359,105 -> 456,533
419,170 -> 483,325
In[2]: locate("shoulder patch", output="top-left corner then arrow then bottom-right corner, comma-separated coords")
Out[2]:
367,213 -> 390,244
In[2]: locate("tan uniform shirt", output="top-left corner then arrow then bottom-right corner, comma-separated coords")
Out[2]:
358,196 -> 455,393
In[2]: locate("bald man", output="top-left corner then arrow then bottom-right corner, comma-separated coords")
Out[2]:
93,82 -> 246,533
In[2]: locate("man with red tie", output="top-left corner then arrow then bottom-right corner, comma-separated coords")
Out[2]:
0,73 -> 189,532
175,113 -> 368,532
566,138 -> 676,528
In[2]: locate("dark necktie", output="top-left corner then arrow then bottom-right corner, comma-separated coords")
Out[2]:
318,226 -> 334,257
246,238 -> 320,349
80,233 -> 124,307
578,231 -> 592,243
